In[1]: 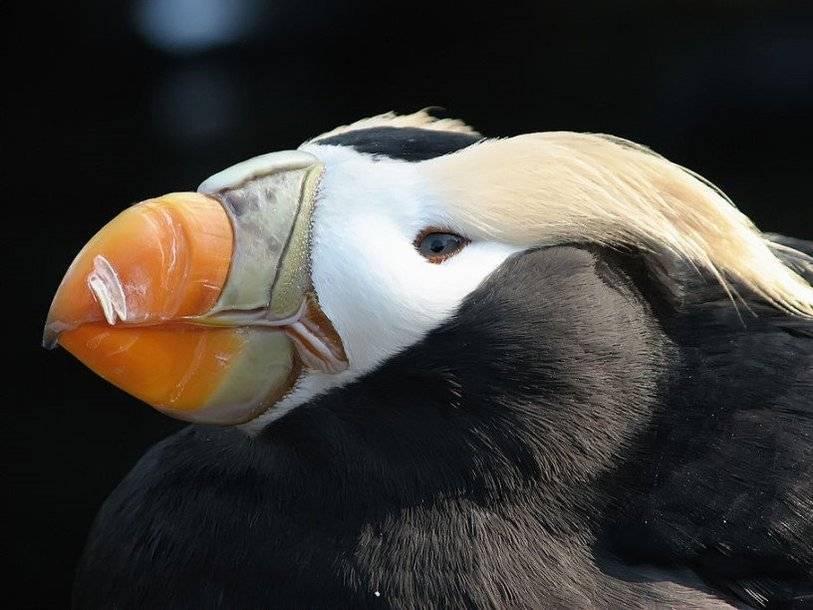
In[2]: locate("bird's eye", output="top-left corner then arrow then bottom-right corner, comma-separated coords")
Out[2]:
415,230 -> 469,263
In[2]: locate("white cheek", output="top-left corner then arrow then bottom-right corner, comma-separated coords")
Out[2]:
246,239 -> 521,432
313,227 -> 522,373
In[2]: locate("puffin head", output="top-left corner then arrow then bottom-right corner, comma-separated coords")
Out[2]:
43,110 -> 813,429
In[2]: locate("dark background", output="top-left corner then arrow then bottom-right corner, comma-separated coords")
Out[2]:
5,1 -> 813,606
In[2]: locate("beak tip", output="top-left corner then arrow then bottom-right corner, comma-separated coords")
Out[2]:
42,332 -> 57,350
42,320 -> 63,350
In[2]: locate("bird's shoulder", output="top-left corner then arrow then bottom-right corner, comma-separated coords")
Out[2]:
608,239 -> 813,609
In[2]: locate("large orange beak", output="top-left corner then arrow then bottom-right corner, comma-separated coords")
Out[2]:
44,151 -> 347,424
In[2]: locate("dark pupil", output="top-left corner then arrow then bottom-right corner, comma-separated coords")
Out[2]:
423,233 -> 459,256
430,236 -> 448,252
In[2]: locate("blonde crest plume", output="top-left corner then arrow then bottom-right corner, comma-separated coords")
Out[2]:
425,132 -> 813,317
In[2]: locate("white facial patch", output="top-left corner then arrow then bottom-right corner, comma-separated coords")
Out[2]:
243,144 -> 523,432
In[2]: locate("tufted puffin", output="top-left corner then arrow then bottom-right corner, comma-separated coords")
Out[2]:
44,111 -> 812,609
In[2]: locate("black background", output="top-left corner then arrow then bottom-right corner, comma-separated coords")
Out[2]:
5,1 -> 813,606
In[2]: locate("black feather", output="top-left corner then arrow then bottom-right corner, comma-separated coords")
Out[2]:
74,242 -> 812,609
314,127 -> 482,161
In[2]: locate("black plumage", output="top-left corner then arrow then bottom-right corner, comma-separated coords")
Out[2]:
75,241 -> 812,609
315,126 -> 482,161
